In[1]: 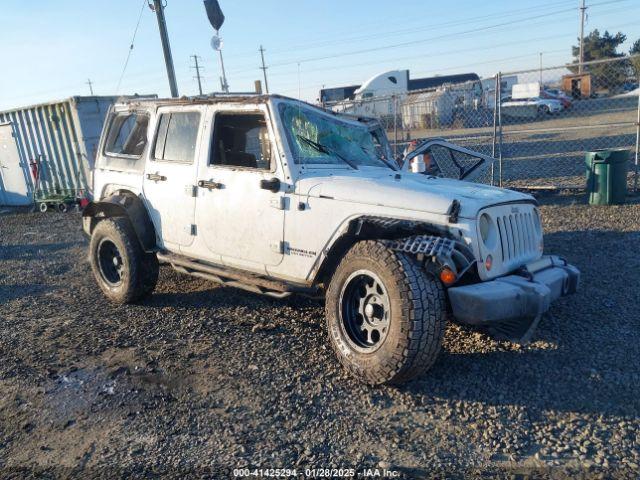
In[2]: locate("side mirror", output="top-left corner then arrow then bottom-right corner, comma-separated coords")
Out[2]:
260,177 -> 280,193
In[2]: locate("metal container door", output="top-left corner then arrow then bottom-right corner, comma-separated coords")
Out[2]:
0,124 -> 31,206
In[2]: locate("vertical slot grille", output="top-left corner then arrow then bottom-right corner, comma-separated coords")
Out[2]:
495,210 -> 538,265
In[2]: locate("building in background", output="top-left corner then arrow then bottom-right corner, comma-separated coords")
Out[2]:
320,71 -> 480,105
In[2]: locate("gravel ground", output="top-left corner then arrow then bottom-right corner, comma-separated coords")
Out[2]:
0,195 -> 639,478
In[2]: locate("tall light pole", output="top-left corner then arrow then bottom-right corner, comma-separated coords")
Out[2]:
578,0 -> 588,74
153,0 -> 179,97
203,1 -> 228,93
211,36 -> 229,93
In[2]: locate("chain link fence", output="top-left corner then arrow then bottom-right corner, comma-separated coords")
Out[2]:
324,55 -> 640,191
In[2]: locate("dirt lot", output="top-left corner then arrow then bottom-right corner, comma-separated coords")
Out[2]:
1,196 -> 639,478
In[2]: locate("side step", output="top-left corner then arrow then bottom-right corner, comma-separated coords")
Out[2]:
157,252 -> 318,299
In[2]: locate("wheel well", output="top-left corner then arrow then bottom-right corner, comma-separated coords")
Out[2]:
313,216 -> 449,288
83,190 -> 157,252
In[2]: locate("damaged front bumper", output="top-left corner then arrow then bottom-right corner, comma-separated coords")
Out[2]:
447,256 -> 580,343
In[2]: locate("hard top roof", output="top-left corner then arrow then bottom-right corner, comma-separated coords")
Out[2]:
115,93 -> 380,125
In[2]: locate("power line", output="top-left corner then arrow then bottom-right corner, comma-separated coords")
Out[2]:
231,0 -> 580,61
222,0 -> 635,83
269,3 -> 623,68
115,0 -> 148,94
86,79 -> 94,96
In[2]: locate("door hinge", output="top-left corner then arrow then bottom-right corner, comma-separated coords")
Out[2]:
185,224 -> 197,236
270,196 -> 286,210
185,185 -> 198,197
270,241 -> 284,254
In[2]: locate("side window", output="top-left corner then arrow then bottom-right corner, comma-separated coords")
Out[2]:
104,112 -> 149,157
211,113 -> 272,170
153,112 -> 200,163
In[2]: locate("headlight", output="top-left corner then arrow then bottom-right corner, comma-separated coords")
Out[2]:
479,213 -> 497,250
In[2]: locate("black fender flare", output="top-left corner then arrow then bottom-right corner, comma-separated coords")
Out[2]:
82,192 -> 157,252
312,215 -> 451,287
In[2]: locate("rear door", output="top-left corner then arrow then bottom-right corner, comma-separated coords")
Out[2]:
195,105 -> 285,269
142,107 -> 205,250
0,123 -> 31,206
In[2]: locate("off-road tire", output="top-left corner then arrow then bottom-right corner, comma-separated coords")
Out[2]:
89,217 -> 159,304
325,240 -> 447,385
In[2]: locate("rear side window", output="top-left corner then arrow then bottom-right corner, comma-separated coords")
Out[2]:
153,112 -> 201,163
104,112 -> 149,157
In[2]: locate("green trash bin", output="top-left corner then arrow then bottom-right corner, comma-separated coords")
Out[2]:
585,149 -> 628,205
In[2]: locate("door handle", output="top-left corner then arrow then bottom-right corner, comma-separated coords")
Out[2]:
198,180 -> 222,190
260,177 -> 281,193
147,173 -> 167,182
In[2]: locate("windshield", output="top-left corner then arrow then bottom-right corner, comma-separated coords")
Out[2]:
278,103 -> 393,168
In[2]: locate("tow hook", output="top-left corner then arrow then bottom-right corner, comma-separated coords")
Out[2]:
515,266 -> 535,282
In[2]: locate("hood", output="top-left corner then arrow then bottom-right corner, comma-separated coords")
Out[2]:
297,169 -> 534,219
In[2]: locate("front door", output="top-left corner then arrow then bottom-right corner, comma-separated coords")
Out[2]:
195,107 -> 285,268
142,107 -> 204,250
0,124 -> 31,206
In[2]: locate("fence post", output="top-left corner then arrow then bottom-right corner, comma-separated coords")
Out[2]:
635,87 -> 640,193
496,72 -> 504,187
491,73 -> 501,186
393,95 -> 399,159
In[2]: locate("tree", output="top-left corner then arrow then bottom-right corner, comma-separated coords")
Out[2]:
631,39 -> 640,78
571,30 -> 627,89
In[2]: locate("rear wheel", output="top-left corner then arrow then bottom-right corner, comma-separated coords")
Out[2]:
325,241 -> 447,385
537,104 -> 550,117
89,217 -> 158,304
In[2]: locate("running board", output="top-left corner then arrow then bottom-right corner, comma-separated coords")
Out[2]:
157,252 -> 317,299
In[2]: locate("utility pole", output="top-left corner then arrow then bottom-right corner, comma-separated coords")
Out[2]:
191,55 -> 204,96
218,48 -> 229,93
578,0 -> 588,73
259,45 -> 270,94
153,0 -> 179,97
539,52 -> 543,84
86,78 -> 94,96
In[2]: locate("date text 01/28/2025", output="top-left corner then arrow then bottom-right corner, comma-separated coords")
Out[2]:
232,467 -> 400,477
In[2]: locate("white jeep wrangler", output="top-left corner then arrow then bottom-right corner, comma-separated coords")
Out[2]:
83,94 -> 579,385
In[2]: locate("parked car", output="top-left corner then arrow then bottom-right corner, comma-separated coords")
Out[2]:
501,97 -> 563,118
83,94 -> 579,385
541,89 -> 572,109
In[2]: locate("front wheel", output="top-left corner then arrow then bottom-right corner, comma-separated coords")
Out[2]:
89,217 -> 159,304
325,241 -> 447,385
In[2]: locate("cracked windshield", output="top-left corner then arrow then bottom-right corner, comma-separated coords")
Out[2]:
279,103 -> 393,168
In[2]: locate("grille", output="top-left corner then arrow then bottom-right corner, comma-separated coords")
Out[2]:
495,211 -> 539,263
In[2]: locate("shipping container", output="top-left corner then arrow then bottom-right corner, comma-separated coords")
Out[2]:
0,96 -> 149,206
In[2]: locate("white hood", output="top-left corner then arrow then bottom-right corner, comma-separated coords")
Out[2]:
296,169 -> 534,219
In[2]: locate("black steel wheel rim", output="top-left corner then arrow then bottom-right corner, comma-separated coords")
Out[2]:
97,239 -> 124,286
339,270 -> 391,353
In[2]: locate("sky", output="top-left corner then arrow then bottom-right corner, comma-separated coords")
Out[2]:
0,0 -> 639,111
